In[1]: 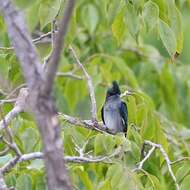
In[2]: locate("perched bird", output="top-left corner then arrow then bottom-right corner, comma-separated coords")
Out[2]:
101,81 -> 128,135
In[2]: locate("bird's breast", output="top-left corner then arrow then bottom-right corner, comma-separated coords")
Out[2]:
103,108 -> 123,133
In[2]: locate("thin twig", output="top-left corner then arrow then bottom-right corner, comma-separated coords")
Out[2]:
56,72 -> 83,80
134,140 -> 180,190
171,157 -> 190,165
43,21 -> 57,69
0,99 -> 17,106
133,146 -> 156,172
69,46 -> 97,121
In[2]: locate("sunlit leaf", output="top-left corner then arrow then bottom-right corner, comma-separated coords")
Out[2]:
159,19 -> 177,57
39,0 -> 61,29
143,0 -> 159,32
112,8 -> 126,45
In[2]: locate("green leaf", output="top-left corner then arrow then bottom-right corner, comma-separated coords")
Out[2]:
39,0 -> 61,29
147,174 -> 162,190
166,0 -> 184,54
81,4 -> 99,34
16,174 -> 32,190
28,160 -> 44,170
176,163 -> 190,183
0,154 -> 12,166
111,56 -> 139,88
0,54 -> 9,78
159,19 -> 177,57
64,79 -> 79,112
15,0 -> 37,8
77,170 -> 93,190
151,0 -> 168,22
180,175 -> 190,190
143,0 -> 159,32
94,134 -> 115,155
98,179 -> 111,190
112,8 -> 126,45
125,2 -> 139,39
106,164 -> 123,189
26,1 -> 40,32
21,127 -> 39,153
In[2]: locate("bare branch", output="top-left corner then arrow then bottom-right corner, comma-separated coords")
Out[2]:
5,84 -> 26,100
0,106 -> 22,130
43,21 -> 57,69
0,99 -> 17,105
0,0 -> 75,189
134,140 -> 180,190
69,46 -> 97,121
2,147 -> 121,174
0,32 -> 57,52
0,88 -> 28,130
59,113 -> 115,135
171,157 -> 190,165
56,72 -> 83,80
44,0 -> 75,95
133,146 -> 156,172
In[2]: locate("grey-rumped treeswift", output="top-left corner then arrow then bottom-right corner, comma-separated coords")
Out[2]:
101,81 -> 128,136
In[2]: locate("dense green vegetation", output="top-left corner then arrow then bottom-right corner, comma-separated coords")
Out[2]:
0,0 -> 190,189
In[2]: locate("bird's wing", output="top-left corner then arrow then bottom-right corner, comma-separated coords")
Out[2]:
119,101 -> 128,133
101,106 -> 105,124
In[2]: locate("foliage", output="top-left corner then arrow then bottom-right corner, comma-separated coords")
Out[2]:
0,0 -> 190,189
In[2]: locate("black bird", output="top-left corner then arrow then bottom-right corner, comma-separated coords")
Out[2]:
101,81 -> 128,135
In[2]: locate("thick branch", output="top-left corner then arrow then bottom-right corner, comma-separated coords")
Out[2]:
0,0 -> 75,189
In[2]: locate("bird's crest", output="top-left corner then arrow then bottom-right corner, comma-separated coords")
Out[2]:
106,81 -> 121,98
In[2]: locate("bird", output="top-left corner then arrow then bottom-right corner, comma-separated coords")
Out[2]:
101,81 -> 128,136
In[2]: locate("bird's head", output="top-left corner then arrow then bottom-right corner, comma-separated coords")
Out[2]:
106,81 -> 121,98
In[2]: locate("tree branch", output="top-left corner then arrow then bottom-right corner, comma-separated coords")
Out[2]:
56,72 -> 83,80
2,146 -> 121,174
0,172 -> 8,190
69,46 -> 97,121
44,0 -> 75,95
0,0 -> 75,189
171,157 -> 190,165
59,113 -> 114,135
134,140 -> 180,190
0,88 -> 28,130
